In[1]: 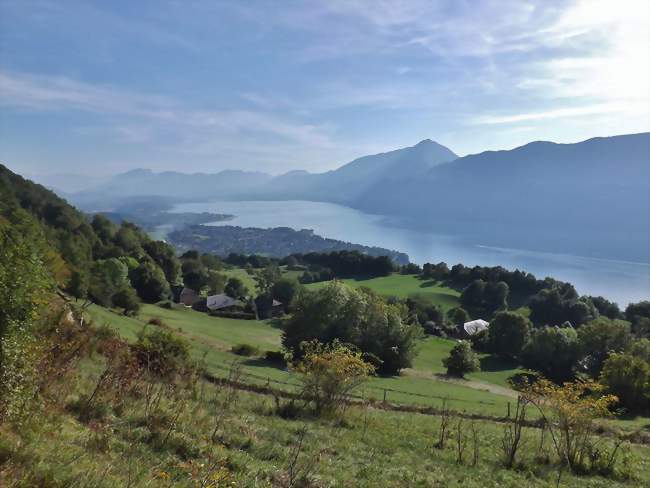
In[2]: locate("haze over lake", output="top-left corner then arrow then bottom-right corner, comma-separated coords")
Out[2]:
173,200 -> 650,306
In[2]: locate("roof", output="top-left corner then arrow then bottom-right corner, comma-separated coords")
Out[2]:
180,287 -> 200,305
463,319 -> 489,336
206,294 -> 239,311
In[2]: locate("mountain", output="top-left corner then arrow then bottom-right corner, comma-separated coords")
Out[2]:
354,133 -> 650,261
71,139 -> 457,208
262,139 -> 458,203
73,168 -> 273,209
67,133 -> 649,261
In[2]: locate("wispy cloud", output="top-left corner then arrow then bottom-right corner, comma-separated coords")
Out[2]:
0,71 -> 335,150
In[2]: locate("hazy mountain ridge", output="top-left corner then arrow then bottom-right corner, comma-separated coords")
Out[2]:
69,132 -> 650,261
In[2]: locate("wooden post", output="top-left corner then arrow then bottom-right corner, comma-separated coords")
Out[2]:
383,389 -> 387,403
507,402 -> 511,418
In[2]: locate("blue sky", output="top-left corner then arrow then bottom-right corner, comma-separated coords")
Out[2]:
1,0 -> 648,185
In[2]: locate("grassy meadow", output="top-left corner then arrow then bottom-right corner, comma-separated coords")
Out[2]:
3,349 -> 648,488
89,301 -> 523,418
305,273 -> 461,311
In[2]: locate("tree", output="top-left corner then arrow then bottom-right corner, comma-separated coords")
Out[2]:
626,301 -> 650,336
253,265 -> 281,295
460,279 -> 509,317
271,277 -> 302,311
225,277 -> 248,300
578,318 -> 631,376
447,307 -> 470,325
488,311 -> 531,359
629,338 -> 650,362
206,270 -> 227,295
407,295 -> 445,326
129,260 -> 170,303
143,240 -> 180,284
587,296 -> 622,320
443,341 -> 479,378
283,282 -> 422,375
88,258 -> 130,306
0,205 -> 54,420
600,353 -> 650,413
112,286 -> 140,315
529,286 -> 598,327
181,259 -> 209,292
522,326 -> 580,382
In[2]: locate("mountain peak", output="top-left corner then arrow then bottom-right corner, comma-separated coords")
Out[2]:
415,138 -> 434,146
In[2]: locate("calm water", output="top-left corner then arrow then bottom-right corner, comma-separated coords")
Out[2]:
173,200 -> 650,306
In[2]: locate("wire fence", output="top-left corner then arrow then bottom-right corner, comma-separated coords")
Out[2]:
207,360 -> 499,408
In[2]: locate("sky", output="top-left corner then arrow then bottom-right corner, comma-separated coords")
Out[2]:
1,0 -> 649,187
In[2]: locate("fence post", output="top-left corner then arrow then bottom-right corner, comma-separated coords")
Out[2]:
507,401 -> 511,418
383,389 -> 387,403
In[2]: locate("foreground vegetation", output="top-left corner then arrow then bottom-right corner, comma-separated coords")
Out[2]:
2,309 -> 649,487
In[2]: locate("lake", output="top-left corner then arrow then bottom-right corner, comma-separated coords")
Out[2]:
173,200 -> 650,306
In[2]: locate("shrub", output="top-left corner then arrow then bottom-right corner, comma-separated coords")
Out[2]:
112,285 -> 140,316
292,340 -> 375,416
265,350 -> 288,366
231,343 -> 259,357
132,328 -> 190,377
442,341 -> 479,378
578,318 -> 632,376
148,317 -> 164,326
600,353 -> 650,413
525,379 -> 618,473
469,328 -> 490,352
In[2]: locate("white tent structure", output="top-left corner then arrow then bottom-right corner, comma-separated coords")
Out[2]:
206,294 -> 238,311
463,319 -> 489,336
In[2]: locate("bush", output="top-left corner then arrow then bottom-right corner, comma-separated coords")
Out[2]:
112,285 -> 140,315
600,352 -> 650,413
147,317 -> 164,326
132,328 -> 190,377
293,340 -> 374,416
469,328 -> 491,352
443,341 -> 479,378
265,350 -> 288,366
578,318 -> 631,376
231,343 -> 259,357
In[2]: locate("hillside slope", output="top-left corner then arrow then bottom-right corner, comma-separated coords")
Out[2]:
355,133 -> 650,261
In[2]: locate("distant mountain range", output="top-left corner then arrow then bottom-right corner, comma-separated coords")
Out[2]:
69,132 -> 650,262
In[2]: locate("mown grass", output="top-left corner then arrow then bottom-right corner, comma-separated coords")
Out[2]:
2,352 -> 648,488
305,273 -> 461,311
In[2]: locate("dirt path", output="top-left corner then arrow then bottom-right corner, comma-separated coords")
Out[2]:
403,368 -> 520,399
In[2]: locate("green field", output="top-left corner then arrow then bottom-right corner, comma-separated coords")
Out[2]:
7,352 -> 647,488
305,273 -> 461,311
89,300 -> 523,417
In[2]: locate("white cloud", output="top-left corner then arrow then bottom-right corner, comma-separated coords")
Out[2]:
0,71 -> 335,150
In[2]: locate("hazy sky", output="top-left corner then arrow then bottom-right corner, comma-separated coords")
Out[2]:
1,0 -> 649,183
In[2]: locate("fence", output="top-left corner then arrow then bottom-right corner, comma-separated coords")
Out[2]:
206,360 -> 499,409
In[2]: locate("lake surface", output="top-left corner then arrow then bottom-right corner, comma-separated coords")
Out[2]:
173,200 -> 650,306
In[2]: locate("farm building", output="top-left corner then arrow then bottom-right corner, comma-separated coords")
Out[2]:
179,287 -> 200,306
206,293 -> 242,312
